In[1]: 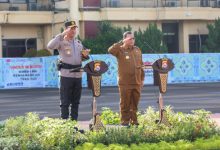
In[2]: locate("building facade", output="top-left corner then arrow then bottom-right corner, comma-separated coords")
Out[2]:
0,0 -> 69,57
0,0 -> 220,57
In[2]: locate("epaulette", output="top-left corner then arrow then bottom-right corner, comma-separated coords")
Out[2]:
134,46 -> 141,51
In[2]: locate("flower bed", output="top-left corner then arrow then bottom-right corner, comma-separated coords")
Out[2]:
0,113 -> 87,149
75,137 -> 220,150
0,107 -> 220,150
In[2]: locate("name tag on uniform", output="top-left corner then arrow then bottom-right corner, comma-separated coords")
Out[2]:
67,49 -> 71,54
124,51 -> 130,59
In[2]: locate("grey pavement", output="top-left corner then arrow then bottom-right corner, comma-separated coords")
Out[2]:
0,83 -> 220,121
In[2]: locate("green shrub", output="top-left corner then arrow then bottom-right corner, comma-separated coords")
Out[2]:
76,136 -> 220,150
36,49 -> 52,57
81,21 -> 131,54
23,49 -> 52,57
81,21 -> 167,54
0,108 -> 219,149
0,137 -> 20,150
91,106 -> 219,145
134,23 -> 168,54
100,107 -> 120,125
23,49 -> 37,57
203,18 -> 220,52
0,124 -> 4,137
0,113 -> 87,150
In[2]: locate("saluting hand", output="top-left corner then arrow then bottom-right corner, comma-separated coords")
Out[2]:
122,37 -> 131,43
123,37 -> 134,43
62,27 -> 72,37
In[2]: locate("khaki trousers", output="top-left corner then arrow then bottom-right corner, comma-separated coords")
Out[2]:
119,85 -> 141,125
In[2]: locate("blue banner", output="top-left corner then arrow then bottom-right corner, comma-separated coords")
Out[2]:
43,56 -> 59,87
0,53 -> 220,89
2,58 -> 44,88
82,55 -> 117,87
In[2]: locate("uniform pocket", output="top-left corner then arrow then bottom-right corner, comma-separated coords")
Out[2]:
123,53 -> 131,62
62,41 -> 72,56
135,51 -> 142,60
134,51 -> 142,66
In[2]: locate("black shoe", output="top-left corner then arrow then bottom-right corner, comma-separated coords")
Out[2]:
74,127 -> 85,134
78,129 -> 85,134
71,118 -> 77,122
74,127 -> 79,131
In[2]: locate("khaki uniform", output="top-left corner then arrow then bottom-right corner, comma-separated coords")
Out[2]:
108,41 -> 145,125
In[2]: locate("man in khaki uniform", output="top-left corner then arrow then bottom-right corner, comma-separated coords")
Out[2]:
108,31 -> 145,126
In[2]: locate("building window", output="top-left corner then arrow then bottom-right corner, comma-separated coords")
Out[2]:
2,39 -> 37,58
189,34 -> 208,53
200,0 -> 209,7
162,23 -> 179,53
29,0 -> 37,2
84,21 -> 99,38
9,0 -> 26,4
109,0 -> 119,7
83,0 -> 101,7
165,0 -> 178,7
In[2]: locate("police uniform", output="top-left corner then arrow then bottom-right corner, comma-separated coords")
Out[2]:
108,41 -> 145,125
47,21 -> 86,120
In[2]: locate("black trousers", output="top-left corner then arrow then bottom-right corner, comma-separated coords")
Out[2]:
60,76 -> 82,120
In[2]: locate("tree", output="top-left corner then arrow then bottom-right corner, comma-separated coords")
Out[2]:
203,18 -> 220,52
134,23 -> 167,53
81,21 -> 167,54
81,21 -> 131,54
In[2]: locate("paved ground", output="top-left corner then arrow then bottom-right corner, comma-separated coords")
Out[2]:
210,114 -> 220,126
0,83 -> 220,122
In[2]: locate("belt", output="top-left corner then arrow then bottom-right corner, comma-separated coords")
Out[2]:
61,62 -> 82,70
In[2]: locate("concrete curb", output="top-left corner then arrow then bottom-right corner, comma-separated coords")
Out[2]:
210,113 -> 220,126
77,121 -> 91,130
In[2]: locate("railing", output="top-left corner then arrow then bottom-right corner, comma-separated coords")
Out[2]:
0,1 -> 69,11
99,0 -> 220,8
187,0 -> 220,7
0,3 -> 53,11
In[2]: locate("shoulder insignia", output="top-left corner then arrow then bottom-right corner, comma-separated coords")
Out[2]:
134,46 -> 141,51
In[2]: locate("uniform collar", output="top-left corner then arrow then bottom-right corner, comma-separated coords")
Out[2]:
64,36 -> 75,42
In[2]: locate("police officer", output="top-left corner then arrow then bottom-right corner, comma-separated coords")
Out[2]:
108,31 -> 145,126
47,21 -> 90,120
